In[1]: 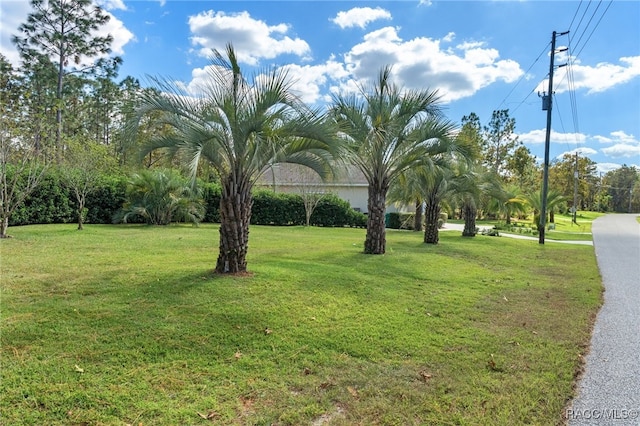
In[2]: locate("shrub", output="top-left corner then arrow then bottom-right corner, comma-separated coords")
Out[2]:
385,212 -> 416,230
114,169 -> 205,225
84,175 -> 128,224
310,194 -> 366,227
10,168 -> 73,226
251,190 -> 304,226
201,182 -> 222,223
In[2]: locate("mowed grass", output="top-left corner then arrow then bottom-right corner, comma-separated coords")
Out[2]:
459,211 -> 604,242
1,224 -> 601,425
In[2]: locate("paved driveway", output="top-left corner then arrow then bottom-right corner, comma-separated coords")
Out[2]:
567,214 -> 640,425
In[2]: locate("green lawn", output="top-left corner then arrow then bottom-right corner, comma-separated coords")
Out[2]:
1,224 -> 602,425
450,211 -> 604,242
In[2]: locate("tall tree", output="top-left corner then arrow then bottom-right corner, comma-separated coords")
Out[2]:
12,0 -> 114,157
331,66 -> 457,254
549,153 -> 598,210
482,109 -> 520,175
603,165 -> 639,213
0,56 -> 47,237
134,44 -> 338,273
506,145 -> 538,193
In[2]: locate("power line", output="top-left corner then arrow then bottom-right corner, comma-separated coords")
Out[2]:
572,0 -> 614,61
570,0 -> 601,54
495,42 -> 551,112
567,0 -> 585,33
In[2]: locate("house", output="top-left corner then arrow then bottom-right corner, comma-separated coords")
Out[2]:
257,163 -> 406,214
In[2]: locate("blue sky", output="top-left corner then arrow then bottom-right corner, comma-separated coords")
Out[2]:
2,0 -> 639,173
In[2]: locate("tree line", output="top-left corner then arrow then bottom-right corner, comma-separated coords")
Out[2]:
2,0 -> 639,273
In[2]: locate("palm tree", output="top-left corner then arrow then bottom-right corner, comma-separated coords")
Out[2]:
519,189 -> 566,232
115,169 -> 204,226
448,163 -> 487,237
421,163 -> 454,244
133,44 -> 338,273
388,170 -> 424,232
484,182 -> 527,225
331,66 -> 456,254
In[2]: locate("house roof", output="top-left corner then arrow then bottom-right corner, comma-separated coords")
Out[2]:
258,163 -> 368,187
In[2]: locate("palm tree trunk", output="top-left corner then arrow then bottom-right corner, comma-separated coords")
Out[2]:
413,198 -> 423,232
364,181 -> 388,254
216,176 -> 252,273
423,194 -> 440,244
462,200 -> 477,237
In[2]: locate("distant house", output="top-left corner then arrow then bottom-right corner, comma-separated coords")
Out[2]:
257,163 -> 405,214
257,163 -> 368,212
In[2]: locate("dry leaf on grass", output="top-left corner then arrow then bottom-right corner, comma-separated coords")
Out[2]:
347,386 -> 359,398
197,410 -> 219,420
234,351 -> 242,360
419,371 -> 432,382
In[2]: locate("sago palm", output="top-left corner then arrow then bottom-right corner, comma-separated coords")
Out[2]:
133,44 -> 338,273
331,66 -> 457,254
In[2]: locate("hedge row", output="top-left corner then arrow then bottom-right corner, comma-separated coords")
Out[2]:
385,211 -> 448,230
9,169 -> 366,228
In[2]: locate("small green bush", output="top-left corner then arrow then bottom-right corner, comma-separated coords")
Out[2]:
251,190 -> 304,226
201,182 -> 222,223
10,168 -> 73,226
385,212 -> 417,230
84,175 -> 128,224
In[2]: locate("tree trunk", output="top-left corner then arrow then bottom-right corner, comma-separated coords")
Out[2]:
413,198 -> 423,232
77,191 -> 85,230
56,50 -> 65,162
0,216 -> 9,239
216,176 -> 252,273
77,208 -> 84,230
364,181 -> 388,254
462,200 -> 477,237
423,194 -> 440,244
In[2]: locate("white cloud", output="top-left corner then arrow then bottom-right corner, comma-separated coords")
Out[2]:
536,56 -> 640,94
342,27 -> 523,102
102,12 -> 135,56
596,163 -> 626,174
442,32 -> 456,43
595,131 -> 639,145
519,129 -> 588,145
283,60 -> 351,104
331,7 -> 392,30
188,10 -> 310,66
555,147 -> 598,160
0,0 -> 32,65
185,58 -> 351,106
592,130 -> 640,159
96,0 -> 127,11
601,143 -> 640,159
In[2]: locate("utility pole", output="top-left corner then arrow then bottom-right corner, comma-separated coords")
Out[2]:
539,30 -> 569,244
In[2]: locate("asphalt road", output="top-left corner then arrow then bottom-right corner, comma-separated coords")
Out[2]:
567,214 -> 640,425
